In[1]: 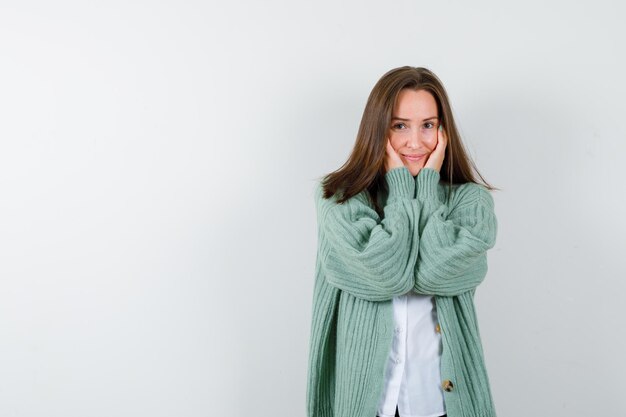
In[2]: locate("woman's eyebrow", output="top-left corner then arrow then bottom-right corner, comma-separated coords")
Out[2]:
391,116 -> 439,122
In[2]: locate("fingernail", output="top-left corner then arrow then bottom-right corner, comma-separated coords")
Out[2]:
438,125 -> 443,131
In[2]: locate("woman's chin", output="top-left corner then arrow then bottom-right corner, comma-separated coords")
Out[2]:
405,164 -> 424,177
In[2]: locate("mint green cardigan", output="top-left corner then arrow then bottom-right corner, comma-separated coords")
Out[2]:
306,166 -> 499,417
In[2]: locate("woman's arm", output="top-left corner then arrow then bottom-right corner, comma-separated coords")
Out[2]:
412,168 -> 498,296
316,166 -> 422,302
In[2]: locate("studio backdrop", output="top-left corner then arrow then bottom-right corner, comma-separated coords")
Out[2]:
0,1 -> 624,416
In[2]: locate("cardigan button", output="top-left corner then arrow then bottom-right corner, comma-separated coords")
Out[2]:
435,323 -> 441,333
442,379 -> 454,392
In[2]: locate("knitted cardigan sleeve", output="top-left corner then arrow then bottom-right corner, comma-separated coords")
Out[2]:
412,168 -> 498,296
315,166 -> 422,302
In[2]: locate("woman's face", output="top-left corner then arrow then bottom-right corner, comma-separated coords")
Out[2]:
388,88 -> 440,176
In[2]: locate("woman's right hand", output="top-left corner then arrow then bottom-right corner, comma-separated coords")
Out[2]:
384,138 -> 405,173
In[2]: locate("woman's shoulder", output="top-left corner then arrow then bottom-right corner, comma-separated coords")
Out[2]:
446,181 -> 494,212
314,180 -> 374,218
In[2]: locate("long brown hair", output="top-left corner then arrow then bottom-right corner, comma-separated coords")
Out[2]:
318,65 -> 499,216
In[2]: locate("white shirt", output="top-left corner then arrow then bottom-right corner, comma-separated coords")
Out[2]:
376,292 -> 446,417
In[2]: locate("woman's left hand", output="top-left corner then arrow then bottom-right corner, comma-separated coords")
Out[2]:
424,124 -> 447,173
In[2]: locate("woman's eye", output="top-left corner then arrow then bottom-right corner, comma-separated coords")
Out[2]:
393,123 -> 406,129
424,122 -> 434,129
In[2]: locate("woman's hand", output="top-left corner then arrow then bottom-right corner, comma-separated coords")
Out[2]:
385,138 -> 405,173
424,125 -> 447,173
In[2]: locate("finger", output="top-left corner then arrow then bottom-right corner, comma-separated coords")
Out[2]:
438,124 -> 447,143
386,139 -> 396,155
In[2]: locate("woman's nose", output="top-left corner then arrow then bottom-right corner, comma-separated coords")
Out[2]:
407,130 -> 422,148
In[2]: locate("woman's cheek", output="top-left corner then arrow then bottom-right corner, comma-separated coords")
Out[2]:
425,133 -> 438,148
388,134 -> 403,150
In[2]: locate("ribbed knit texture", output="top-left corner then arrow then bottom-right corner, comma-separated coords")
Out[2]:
306,166 -> 498,417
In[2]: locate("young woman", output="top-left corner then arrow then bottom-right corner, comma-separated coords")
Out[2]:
306,66 -> 499,417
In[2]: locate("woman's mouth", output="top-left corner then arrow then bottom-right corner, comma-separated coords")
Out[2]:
402,154 -> 425,162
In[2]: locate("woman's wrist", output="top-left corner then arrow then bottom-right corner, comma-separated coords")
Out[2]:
385,166 -> 416,201
415,167 -> 440,202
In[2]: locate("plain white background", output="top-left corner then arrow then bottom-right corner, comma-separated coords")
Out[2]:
1,1 -> 624,416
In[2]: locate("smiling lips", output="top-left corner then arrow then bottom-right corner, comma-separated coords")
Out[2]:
402,154 -> 425,162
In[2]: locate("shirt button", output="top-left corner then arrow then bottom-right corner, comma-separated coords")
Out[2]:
395,358 -> 401,364
442,379 -> 454,392
395,327 -> 402,333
